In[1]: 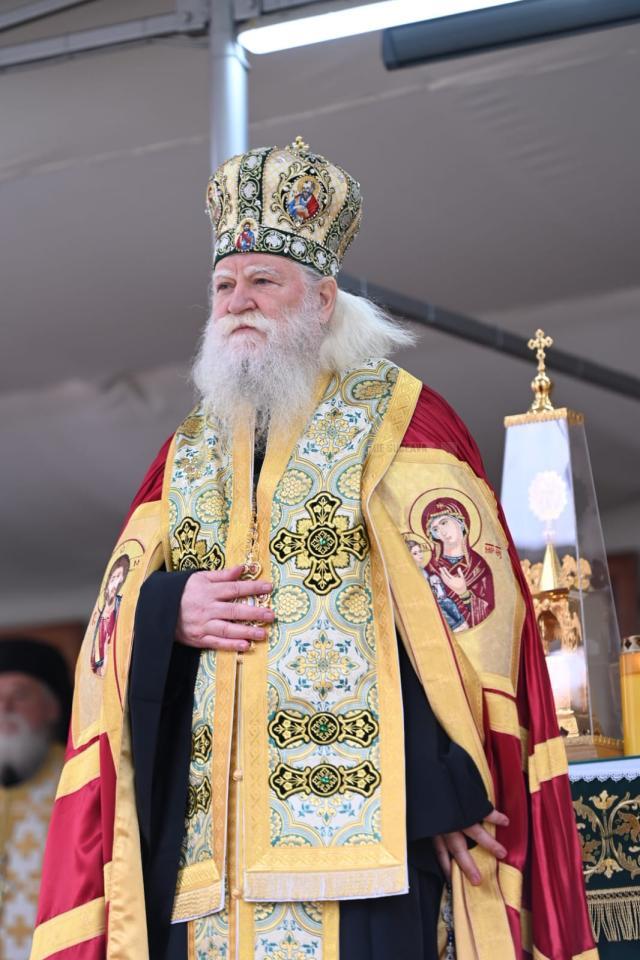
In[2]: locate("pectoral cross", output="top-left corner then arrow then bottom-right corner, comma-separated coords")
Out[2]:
241,512 -> 271,613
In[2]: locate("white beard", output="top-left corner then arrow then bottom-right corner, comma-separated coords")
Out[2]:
0,714 -> 52,785
192,295 -> 328,447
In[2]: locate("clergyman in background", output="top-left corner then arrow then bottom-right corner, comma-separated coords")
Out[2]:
0,639 -> 72,960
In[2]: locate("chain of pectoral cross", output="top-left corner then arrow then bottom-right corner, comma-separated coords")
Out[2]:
242,509 -> 271,612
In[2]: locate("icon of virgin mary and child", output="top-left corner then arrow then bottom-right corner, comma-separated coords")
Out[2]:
407,496 -> 495,632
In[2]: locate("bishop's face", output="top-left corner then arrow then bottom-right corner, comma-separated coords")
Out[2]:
211,253 -> 310,352
194,253 -> 337,434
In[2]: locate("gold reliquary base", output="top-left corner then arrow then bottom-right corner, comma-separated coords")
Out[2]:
563,734 -> 623,762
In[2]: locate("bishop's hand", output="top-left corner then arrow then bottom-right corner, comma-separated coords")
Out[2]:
433,808 -> 509,886
176,566 -> 274,653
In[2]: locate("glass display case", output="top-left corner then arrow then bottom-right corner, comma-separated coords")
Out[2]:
501,331 -> 622,759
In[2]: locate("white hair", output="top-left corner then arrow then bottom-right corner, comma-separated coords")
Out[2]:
299,265 -> 417,372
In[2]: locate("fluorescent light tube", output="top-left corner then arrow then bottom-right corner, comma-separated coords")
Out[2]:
238,0 -> 527,54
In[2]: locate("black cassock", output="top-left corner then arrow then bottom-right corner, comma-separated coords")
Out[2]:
129,570 -> 492,960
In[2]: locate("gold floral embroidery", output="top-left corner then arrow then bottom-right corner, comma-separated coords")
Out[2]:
336,584 -> 371,624
287,633 -> 358,698
276,469 -> 314,506
303,902 -> 322,923
573,789 -> 640,881
265,933 -> 309,960
255,903 -> 276,923
274,585 -> 310,623
336,463 -> 362,500
180,415 -> 204,438
306,409 -> 358,458
351,366 -> 398,402
196,489 -> 226,523
344,833 -> 378,846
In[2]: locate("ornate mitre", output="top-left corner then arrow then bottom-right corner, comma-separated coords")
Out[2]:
206,136 -> 362,277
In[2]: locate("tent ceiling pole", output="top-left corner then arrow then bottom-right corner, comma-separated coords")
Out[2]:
341,274 -> 640,403
209,0 -> 248,175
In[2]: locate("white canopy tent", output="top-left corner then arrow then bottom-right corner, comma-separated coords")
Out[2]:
1,0 -> 639,625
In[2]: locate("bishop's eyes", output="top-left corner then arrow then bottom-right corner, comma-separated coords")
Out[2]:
214,277 -> 276,293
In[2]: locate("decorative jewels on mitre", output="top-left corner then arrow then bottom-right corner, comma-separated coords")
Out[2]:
206,138 -> 363,277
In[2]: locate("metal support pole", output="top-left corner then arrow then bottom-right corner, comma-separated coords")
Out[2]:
209,0 -> 249,175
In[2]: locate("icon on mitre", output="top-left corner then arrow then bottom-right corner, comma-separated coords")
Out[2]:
287,176 -> 321,223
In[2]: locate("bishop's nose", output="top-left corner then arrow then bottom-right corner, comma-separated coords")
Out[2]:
226,281 -> 257,315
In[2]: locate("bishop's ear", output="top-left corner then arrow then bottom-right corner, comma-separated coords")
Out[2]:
317,276 -> 338,326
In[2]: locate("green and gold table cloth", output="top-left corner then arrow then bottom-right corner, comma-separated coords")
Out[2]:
569,756 -> 640,959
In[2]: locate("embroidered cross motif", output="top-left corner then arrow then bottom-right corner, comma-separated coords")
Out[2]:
269,709 -> 379,749
270,492 -> 368,595
192,723 -> 213,764
172,517 -> 224,572
187,777 -> 212,819
270,760 -> 380,800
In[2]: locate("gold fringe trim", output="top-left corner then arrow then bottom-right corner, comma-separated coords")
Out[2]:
588,886 -> 640,942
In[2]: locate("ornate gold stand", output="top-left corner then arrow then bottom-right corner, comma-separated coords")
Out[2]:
565,735 -> 623,761
505,330 -> 623,760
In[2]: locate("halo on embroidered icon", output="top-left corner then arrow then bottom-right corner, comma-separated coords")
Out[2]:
408,487 -> 483,566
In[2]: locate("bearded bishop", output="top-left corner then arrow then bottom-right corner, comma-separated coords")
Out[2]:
31,140 -> 596,960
